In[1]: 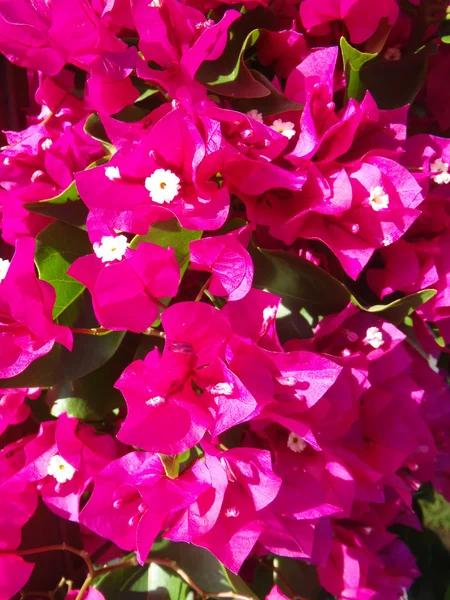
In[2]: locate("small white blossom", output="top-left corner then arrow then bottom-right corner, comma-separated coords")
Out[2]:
41,138 -> 53,151
146,396 -> 165,407
93,235 -> 129,263
247,109 -> 263,123
270,119 -> 296,139
287,432 -> 307,453
208,382 -> 233,396
369,185 -> 389,211
145,168 -> 181,204
47,454 -> 76,484
364,326 -> 384,349
0,258 -> 10,282
105,166 -> 121,181
224,507 -> 240,518
430,158 -> 450,185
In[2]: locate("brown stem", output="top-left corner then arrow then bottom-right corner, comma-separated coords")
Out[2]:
71,327 -> 112,336
142,327 -> 166,338
8,544 -> 94,577
75,576 -> 93,600
195,276 -> 212,302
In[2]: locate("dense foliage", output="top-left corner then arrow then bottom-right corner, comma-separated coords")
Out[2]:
0,0 -> 450,599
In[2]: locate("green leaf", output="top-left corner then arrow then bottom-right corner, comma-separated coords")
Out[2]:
340,37 -> 377,101
151,542 -> 260,599
49,333 -> 139,420
95,558 -> 192,600
232,70 -> 303,115
83,114 -> 115,155
24,158 -> 107,227
251,246 -> 350,317
0,330 -> 125,388
35,221 -> 93,319
442,35 -> 450,43
360,42 -> 438,109
158,453 -> 181,479
95,544 -> 260,600
196,9 -> 278,98
352,289 -> 437,324
130,219 -> 202,277
274,558 -> 321,599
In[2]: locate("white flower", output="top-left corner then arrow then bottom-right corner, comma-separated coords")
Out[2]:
145,168 -> 181,204
41,138 -> 53,151
369,185 -> 389,211
47,454 -> 76,484
287,432 -> 307,453
0,259 -> 10,282
105,166 -> 121,181
208,382 -> 233,396
430,158 -> 450,185
149,0 -> 161,5
224,507 -> 240,518
270,119 -> 296,139
384,47 -> 401,61
93,235 -> 129,263
247,109 -> 263,123
363,326 -> 384,349
146,396 -> 165,407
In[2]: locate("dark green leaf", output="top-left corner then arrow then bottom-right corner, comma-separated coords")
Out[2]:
352,289 -> 436,324
360,43 -> 438,109
232,70 -> 303,115
274,557 -> 321,599
0,330 -> 125,388
196,9 -> 279,98
35,221 -> 93,319
83,114 -> 115,155
251,246 -> 350,316
49,332 -> 139,420
95,558 -> 192,600
340,37 -> 377,101
151,542 -> 260,599
96,543 -> 260,600
130,219 -> 202,277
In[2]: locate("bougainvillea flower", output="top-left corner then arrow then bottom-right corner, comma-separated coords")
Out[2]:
0,554 -> 34,600
68,239 -> 180,333
1,414 -> 117,522
299,0 -> 399,44
189,225 -> 254,300
76,108 -> 229,234
0,237 -> 72,379
0,388 -> 40,436
80,451 -> 206,564
168,447 -> 281,572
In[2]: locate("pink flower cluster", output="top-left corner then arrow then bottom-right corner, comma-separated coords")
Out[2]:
0,0 -> 449,599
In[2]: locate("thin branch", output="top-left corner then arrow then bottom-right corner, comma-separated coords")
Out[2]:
75,576 -> 93,600
71,327 -> 112,336
8,544 -> 94,577
142,327 -> 166,338
195,276 -> 212,302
